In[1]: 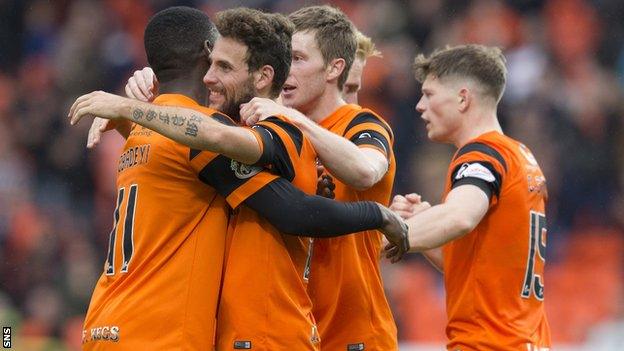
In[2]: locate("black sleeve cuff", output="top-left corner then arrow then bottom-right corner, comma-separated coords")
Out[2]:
451,177 -> 493,201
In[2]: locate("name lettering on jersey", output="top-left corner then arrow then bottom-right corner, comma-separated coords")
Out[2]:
455,162 -> 496,182
230,160 -> 262,179
118,144 -> 151,173
82,325 -> 120,344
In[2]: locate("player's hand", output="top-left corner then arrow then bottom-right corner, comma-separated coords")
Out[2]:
390,193 -> 430,219
69,91 -> 128,126
315,164 -> 336,199
377,204 -> 410,263
125,67 -> 158,102
240,97 -> 287,125
87,117 -> 117,148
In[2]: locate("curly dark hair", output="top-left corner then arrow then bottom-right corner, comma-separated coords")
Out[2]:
216,8 -> 294,98
144,6 -> 218,83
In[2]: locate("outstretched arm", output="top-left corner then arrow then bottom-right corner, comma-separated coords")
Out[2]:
241,97 -> 389,190
69,91 -> 262,164
244,178 -> 409,262
392,185 -> 489,253
288,113 -> 388,190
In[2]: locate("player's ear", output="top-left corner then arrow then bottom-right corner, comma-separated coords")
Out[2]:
254,65 -> 275,94
458,87 -> 471,113
326,58 -> 346,83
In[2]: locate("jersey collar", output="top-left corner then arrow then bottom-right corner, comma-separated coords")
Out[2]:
318,104 -> 361,130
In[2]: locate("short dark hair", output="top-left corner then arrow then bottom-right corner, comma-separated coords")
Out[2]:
144,6 -> 218,83
413,44 -> 507,103
216,8 -> 294,98
289,5 -> 356,89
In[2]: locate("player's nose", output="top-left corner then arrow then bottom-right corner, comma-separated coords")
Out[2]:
203,68 -> 218,85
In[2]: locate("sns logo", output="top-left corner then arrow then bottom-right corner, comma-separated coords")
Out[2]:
231,160 -> 263,179
3,327 -> 11,348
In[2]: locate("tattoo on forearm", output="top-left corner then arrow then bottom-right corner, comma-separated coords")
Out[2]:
133,108 -> 201,136
146,110 -> 156,121
184,115 -> 202,137
132,109 -> 144,120
172,115 -> 186,126
185,123 -> 199,137
189,115 -> 203,123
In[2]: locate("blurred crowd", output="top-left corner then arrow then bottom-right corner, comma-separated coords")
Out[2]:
0,0 -> 623,349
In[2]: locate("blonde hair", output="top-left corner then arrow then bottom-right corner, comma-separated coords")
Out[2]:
354,30 -> 381,61
413,44 -> 507,102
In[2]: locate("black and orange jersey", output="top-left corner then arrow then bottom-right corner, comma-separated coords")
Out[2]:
442,131 -> 551,350
216,114 -> 321,351
82,94 -> 278,350
307,104 -> 398,350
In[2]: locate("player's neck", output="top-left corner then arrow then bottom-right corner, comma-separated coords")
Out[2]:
454,110 -> 502,148
159,79 -> 208,106
303,86 -> 347,123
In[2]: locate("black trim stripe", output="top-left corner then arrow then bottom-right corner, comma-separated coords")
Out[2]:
211,112 -> 237,126
253,124 -> 296,181
198,155 -> 252,197
454,142 -> 507,172
350,129 -> 391,157
452,177 -> 493,201
252,125 -> 276,165
344,112 -> 393,140
261,116 -> 303,154
189,148 -> 201,160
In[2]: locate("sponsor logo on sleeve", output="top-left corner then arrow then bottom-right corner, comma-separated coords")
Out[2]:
455,163 -> 496,183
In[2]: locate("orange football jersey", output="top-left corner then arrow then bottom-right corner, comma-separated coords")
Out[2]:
307,104 -> 398,351
442,131 -> 551,350
82,94 -> 277,350
216,115 -> 320,351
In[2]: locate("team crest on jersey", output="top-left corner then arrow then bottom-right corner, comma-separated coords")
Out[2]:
455,162 -> 496,182
230,160 -> 262,179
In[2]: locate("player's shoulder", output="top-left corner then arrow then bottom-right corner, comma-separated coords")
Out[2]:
343,105 -> 394,138
254,115 -> 306,154
454,132 -> 511,172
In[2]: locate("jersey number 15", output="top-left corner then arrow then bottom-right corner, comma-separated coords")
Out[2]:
521,211 -> 546,300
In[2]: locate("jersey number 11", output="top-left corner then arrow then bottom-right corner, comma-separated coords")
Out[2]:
105,185 -> 138,276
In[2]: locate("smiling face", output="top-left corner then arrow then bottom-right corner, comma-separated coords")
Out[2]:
342,57 -> 365,104
415,75 -> 463,143
203,37 -> 255,120
280,31 -> 327,113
